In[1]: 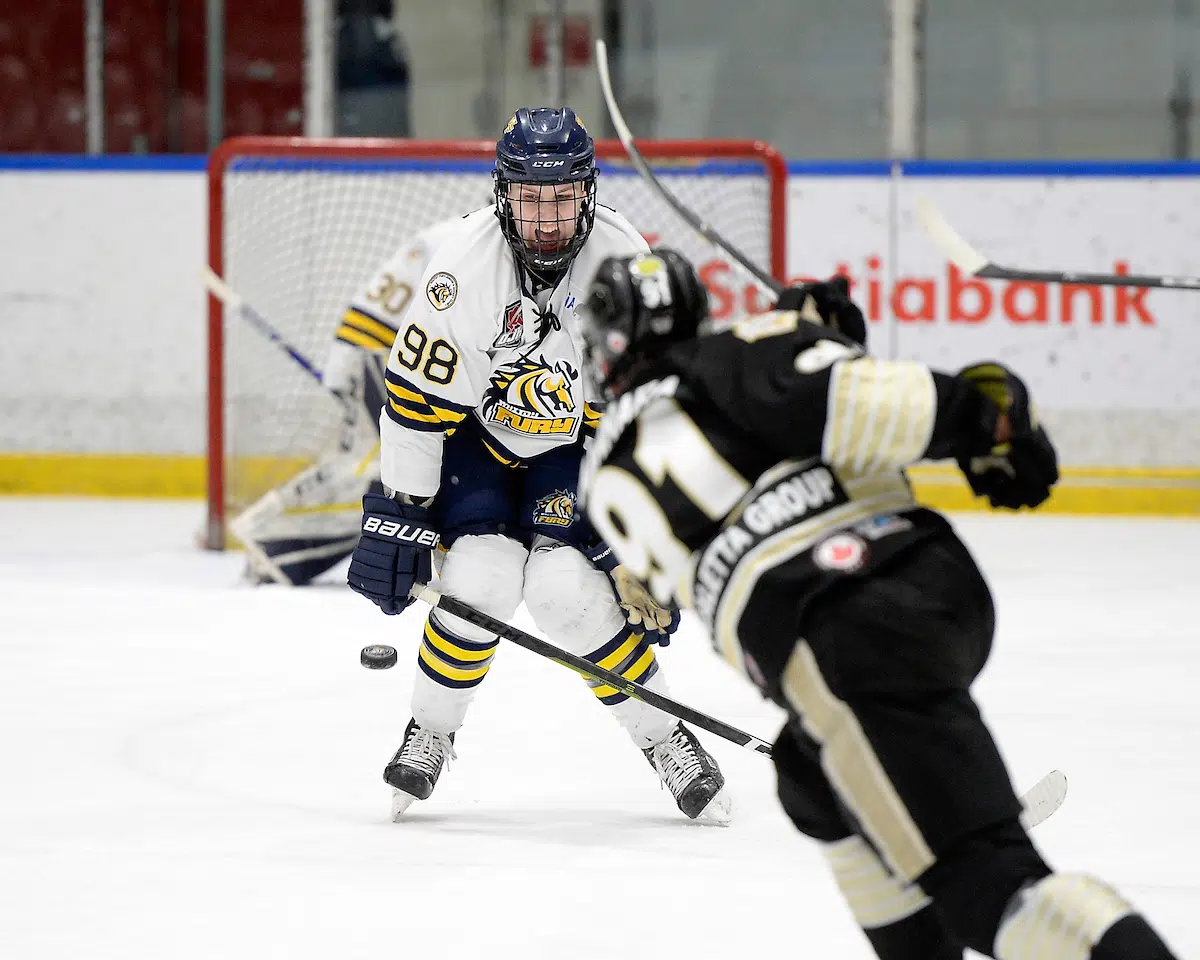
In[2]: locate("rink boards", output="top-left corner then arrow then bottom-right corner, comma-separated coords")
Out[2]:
1,157 -> 1199,513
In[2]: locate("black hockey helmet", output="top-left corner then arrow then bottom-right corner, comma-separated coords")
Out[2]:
494,107 -> 598,280
580,248 -> 710,400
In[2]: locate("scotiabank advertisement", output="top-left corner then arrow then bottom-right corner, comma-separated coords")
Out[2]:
760,174 -> 1198,471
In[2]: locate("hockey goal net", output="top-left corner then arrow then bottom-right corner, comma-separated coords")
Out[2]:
206,136 -> 788,549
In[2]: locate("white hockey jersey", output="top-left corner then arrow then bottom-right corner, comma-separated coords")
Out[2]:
324,214 -> 468,395
379,205 -> 650,499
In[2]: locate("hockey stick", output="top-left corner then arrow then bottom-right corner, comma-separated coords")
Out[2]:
204,267 -> 392,416
595,39 -> 784,297
412,584 -> 774,756
202,266 -> 332,386
409,582 -> 1072,827
413,586 -> 1067,826
1018,768 -> 1068,831
916,198 -> 1200,291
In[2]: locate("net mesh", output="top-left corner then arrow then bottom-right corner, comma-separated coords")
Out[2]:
216,144 -> 783,526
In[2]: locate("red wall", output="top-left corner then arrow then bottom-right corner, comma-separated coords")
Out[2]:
0,1 -> 302,153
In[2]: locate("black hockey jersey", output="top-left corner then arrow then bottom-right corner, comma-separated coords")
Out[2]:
578,309 -> 985,681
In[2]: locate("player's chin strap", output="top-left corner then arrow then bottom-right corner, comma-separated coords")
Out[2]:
405,584 -> 1069,829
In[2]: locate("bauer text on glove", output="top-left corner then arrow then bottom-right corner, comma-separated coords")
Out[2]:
347,493 -> 438,614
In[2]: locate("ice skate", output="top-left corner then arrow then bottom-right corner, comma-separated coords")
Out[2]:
645,722 -> 731,824
383,718 -> 456,820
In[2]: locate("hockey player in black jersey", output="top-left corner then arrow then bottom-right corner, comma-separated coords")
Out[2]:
576,249 -> 1179,960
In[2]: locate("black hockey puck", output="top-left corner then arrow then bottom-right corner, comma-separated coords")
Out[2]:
360,644 -> 398,670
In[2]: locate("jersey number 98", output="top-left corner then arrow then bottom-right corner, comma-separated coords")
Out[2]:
395,323 -> 459,385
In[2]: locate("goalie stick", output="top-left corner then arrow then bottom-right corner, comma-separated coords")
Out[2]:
409,585 -> 1068,828
203,267 -> 329,385
595,39 -> 784,297
201,266 -> 387,414
916,198 -> 1200,291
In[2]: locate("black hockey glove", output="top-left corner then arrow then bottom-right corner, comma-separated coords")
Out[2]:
347,493 -> 439,615
776,276 -> 868,347
956,363 -> 1059,510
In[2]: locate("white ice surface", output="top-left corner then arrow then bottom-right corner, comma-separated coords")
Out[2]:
0,499 -> 1197,959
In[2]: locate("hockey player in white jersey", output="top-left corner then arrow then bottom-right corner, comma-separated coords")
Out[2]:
347,107 -> 730,823
233,215 -> 465,586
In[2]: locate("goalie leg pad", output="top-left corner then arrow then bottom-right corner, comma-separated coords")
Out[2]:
232,449 -> 380,586
994,873 -> 1176,960
410,534 -> 525,734
523,539 -> 674,748
250,534 -> 361,586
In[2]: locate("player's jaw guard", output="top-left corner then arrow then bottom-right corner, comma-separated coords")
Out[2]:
580,249 -> 710,400
494,107 -> 597,282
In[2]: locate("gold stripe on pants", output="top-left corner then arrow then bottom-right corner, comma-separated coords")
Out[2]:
781,640 -> 936,882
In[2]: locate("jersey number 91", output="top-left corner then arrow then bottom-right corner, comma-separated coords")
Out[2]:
587,399 -> 750,606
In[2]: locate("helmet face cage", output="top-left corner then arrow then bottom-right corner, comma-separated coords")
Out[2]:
493,107 -> 598,282
494,172 -> 597,279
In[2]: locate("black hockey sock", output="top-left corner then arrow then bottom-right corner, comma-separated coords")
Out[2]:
862,904 -> 963,960
1090,914 -> 1179,960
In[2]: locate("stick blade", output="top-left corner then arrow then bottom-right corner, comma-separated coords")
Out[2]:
915,197 -> 990,276
1018,769 -> 1069,830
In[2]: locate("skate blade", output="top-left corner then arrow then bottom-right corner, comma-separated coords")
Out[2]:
695,786 -> 733,825
390,788 -> 420,822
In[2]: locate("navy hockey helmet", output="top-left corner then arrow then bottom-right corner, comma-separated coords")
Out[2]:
494,107 -> 598,279
580,249 -> 710,400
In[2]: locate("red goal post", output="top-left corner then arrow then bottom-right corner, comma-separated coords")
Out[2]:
206,136 -> 788,549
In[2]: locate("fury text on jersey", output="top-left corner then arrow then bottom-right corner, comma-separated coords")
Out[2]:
483,356 -> 581,436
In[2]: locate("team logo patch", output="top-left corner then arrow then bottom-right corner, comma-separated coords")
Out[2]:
493,301 -> 524,349
426,272 -> 458,311
483,356 -> 580,437
533,490 -> 576,528
813,533 -> 867,572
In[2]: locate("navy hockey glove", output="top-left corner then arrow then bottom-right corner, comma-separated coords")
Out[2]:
347,493 -> 439,615
611,566 -> 681,646
776,275 -> 867,347
642,605 -> 682,647
584,540 -> 680,646
956,363 -> 1059,510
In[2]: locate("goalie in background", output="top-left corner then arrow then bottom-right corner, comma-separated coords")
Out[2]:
578,249 -> 1178,960
232,214 -> 466,586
